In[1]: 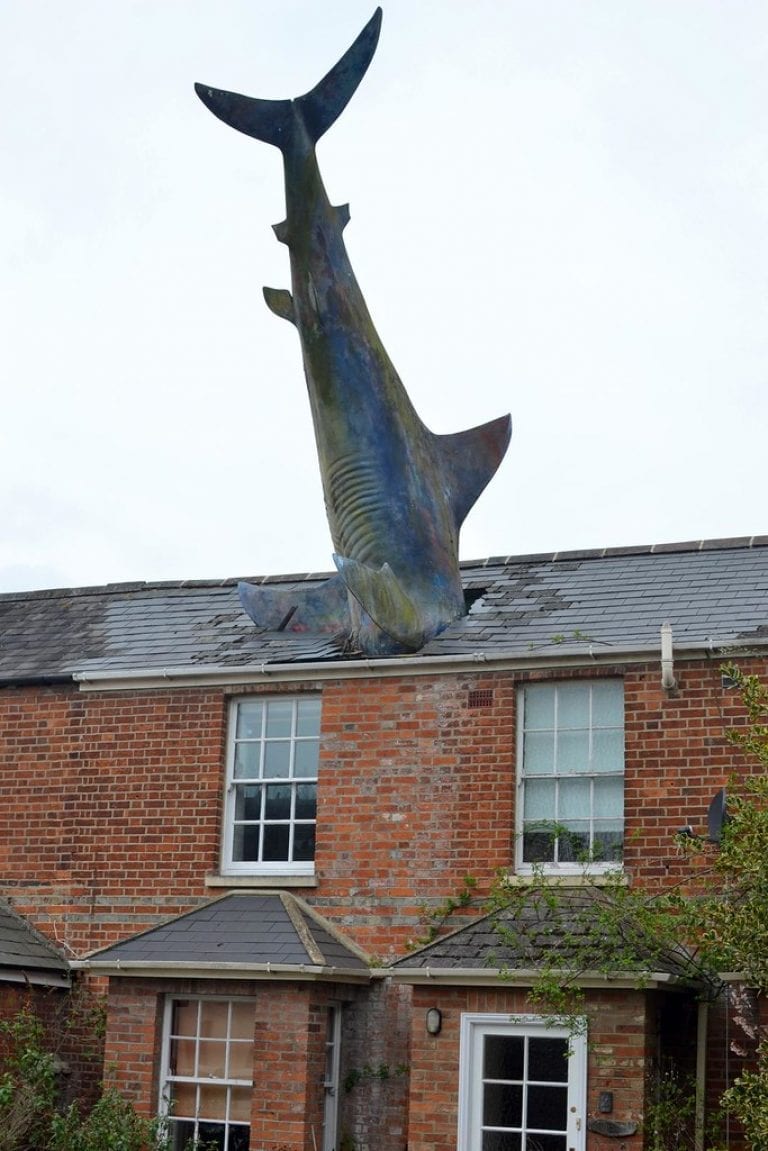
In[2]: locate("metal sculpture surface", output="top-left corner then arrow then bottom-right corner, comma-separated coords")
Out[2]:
196,8 -> 511,656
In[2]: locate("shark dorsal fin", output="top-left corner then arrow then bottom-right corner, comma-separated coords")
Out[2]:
436,414 -> 512,529
263,286 -> 296,324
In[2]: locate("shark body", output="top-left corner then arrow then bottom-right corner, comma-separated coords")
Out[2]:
196,9 -> 511,655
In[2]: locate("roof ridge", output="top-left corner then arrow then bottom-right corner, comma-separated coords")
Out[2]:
3,536 -> 767,602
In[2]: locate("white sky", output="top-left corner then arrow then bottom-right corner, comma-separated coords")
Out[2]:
2,1 -> 767,593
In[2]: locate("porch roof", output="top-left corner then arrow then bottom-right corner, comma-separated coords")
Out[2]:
75,892 -> 370,982
0,899 -> 70,988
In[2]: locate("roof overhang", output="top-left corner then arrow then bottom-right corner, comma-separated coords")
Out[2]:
388,966 -> 692,990
0,966 -> 70,989
69,639 -> 766,692
70,959 -> 370,983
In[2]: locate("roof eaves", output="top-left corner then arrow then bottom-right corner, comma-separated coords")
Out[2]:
388,966 -> 688,989
69,959 -> 370,983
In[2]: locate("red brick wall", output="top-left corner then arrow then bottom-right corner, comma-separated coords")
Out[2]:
1,660 -> 762,957
407,985 -> 661,1151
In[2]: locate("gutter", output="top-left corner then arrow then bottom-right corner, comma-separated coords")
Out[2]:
69,959 -> 370,983
0,967 -> 70,989
386,966 -> 686,989
70,638 -> 764,692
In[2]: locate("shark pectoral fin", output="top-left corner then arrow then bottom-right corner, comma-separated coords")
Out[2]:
333,555 -> 425,651
239,574 -> 350,634
436,413 -> 512,529
263,286 -> 296,324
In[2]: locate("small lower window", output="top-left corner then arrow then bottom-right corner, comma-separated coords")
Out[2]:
160,997 -> 254,1151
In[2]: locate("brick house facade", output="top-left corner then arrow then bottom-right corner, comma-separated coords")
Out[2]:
1,537 -> 767,1149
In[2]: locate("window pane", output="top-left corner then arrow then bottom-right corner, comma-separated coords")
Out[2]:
233,825 -> 260,863
262,824 -> 289,861
524,687 -> 554,731
198,1040 -> 226,1078
236,701 -> 263,740
484,1036 -> 524,1080
230,1087 -> 252,1122
230,1004 -> 254,1042
593,776 -> 623,819
528,1039 -> 568,1083
522,828 -> 556,863
169,1082 -> 196,1117
558,778 -> 589,820
294,740 -> 319,778
592,680 -> 623,726
523,732 -> 554,775
523,779 -> 555,821
594,827 -> 624,862
199,1084 -> 227,1120
234,786 -> 262,821
293,823 -> 316,862
233,743 -> 260,780
229,1127 -> 251,1151
483,1083 -> 522,1127
526,1084 -> 567,1130
558,826 -> 589,862
556,684 -> 590,729
229,1042 -> 253,1080
197,1121 -> 226,1149
592,728 -> 624,773
172,1000 -> 199,1037
264,784 -> 291,820
170,1119 -> 196,1151
295,783 -> 317,820
296,697 -> 321,736
200,1001 -> 228,1040
265,699 -> 293,738
556,730 -> 589,772
263,740 -> 291,778
170,1038 -> 196,1077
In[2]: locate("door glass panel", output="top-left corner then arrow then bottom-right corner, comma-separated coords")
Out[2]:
525,1136 -> 566,1151
484,1036 -> 524,1080
483,1133 -> 521,1151
526,1084 -> 568,1130
483,1083 -> 522,1127
528,1039 -> 568,1083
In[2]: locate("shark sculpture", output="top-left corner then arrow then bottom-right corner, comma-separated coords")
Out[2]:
196,8 -> 511,656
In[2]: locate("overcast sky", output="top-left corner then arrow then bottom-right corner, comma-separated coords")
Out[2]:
2,1 -> 767,593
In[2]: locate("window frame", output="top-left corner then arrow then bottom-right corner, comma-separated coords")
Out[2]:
457,1013 -> 587,1151
221,694 -> 321,877
515,680 -> 624,875
158,994 -> 255,1151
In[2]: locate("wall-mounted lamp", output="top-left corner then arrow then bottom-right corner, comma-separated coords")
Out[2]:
425,1008 -> 442,1036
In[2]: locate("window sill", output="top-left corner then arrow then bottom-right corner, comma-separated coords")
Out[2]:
205,873 -> 318,889
504,870 -> 627,888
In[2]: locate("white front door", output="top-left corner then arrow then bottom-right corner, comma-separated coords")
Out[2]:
458,1015 -> 586,1151
322,1005 -> 342,1151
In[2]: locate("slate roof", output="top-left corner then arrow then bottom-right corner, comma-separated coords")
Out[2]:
79,893 -> 370,980
391,889 -> 701,986
0,898 -> 70,986
1,537 -> 768,681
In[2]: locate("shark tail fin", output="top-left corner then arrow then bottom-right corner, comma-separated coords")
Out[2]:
334,554 -> 425,652
194,8 -> 382,150
436,413 -> 512,529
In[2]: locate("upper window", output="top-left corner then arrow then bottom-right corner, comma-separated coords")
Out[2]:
516,681 -> 624,871
160,996 -> 254,1151
223,696 -> 321,875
